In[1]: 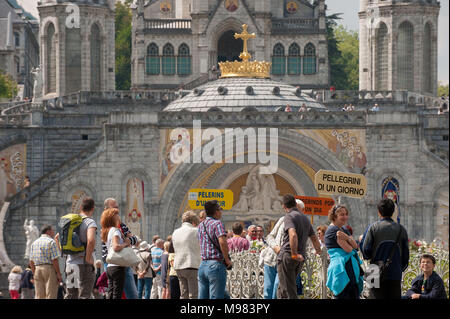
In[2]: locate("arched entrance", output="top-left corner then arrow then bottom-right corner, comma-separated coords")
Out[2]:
217,30 -> 243,63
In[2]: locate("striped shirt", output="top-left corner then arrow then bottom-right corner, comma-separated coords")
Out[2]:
29,234 -> 60,265
151,247 -> 163,276
101,223 -> 137,263
198,217 -> 227,261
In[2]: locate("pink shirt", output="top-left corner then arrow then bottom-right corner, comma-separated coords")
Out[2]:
227,235 -> 250,252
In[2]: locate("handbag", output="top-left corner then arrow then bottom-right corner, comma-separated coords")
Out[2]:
106,228 -> 141,267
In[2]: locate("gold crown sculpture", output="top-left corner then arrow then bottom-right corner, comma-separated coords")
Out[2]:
219,24 -> 271,79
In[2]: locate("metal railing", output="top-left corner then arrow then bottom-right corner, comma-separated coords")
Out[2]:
227,243 -> 449,299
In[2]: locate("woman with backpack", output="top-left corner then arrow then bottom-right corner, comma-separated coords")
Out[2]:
135,241 -> 154,299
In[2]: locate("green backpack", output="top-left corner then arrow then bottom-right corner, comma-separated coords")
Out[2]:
58,213 -> 88,255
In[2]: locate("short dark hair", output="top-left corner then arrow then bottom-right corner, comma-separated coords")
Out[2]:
81,198 -> 95,212
282,194 -> 296,209
377,198 -> 395,217
232,222 -> 243,235
420,254 -> 436,265
41,224 -> 52,235
204,200 -> 221,217
168,240 -> 175,254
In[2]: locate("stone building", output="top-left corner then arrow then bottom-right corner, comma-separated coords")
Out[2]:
0,1 -> 448,292
0,0 -> 39,99
131,0 -> 329,90
37,0 -> 116,98
359,0 -> 440,96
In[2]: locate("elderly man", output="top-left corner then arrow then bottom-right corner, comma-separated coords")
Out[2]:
29,225 -> 62,299
102,198 -> 139,299
172,211 -> 201,299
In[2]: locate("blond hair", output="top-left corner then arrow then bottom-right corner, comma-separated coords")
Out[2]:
182,210 -> 199,225
11,265 -> 22,274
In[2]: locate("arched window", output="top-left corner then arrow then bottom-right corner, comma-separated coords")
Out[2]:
46,23 -> 56,94
90,23 -> 102,91
397,21 -> 414,91
376,23 -> 389,90
162,43 -> 175,75
177,43 -> 191,75
303,43 -> 316,75
146,43 -> 160,75
287,43 -> 301,75
272,43 -> 285,75
423,23 -> 432,93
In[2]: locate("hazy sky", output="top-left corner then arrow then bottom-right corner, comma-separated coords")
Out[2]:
16,0 -> 449,84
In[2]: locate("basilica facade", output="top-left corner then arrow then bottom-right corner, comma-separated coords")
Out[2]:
0,0 -> 448,274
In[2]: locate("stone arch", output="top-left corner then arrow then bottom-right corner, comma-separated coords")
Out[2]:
375,22 -> 389,90
423,22 -> 433,94
62,182 -> 97,216
90,22 -> 103,91
158,129 -> 366,237
209,17 -> 248,52
42,20 -> 57,94
396,20 -> 414,91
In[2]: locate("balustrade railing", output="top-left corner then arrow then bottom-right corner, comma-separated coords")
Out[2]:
316,90 -> 443,108
271,18 -> 319,33
227,243 -> 449,299
144,19 -> 191,31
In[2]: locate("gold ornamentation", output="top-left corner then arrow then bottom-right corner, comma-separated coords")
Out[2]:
219,24 -> 271,79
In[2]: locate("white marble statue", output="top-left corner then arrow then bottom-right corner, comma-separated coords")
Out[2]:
24,219 -> 39,259
31,66 -> 43,103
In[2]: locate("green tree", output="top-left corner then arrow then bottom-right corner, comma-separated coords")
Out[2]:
0,71 -> 18,99
326,14 -> 359,90
115,0 -> 133,90
334,25 -> 359,91
438,82 -> 449,97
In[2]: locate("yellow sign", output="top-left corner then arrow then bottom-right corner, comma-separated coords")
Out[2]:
188,189 -> 234,210
314,169 -> 367,199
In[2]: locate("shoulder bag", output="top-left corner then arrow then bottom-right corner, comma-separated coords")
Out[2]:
106,228 -> 141,267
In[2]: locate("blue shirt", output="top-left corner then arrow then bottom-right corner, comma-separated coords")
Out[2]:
151,247 -> 163,275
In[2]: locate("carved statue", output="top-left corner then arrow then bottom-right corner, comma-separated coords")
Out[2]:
23,219 -> 39,259
31,66 -> 43,103
232,165 -> 283,212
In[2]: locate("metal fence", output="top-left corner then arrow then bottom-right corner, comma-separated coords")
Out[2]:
227,243 -> 449,299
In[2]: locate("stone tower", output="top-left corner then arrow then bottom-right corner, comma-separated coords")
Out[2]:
359,0 -> 440,95
37,0 -> 116,97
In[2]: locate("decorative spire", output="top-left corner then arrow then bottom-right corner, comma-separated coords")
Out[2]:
219,24 -> 271,79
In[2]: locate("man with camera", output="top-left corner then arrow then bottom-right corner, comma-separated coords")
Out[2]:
197,200 -> 232,299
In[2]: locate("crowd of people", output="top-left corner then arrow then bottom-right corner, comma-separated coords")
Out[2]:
6,195 -> 448,300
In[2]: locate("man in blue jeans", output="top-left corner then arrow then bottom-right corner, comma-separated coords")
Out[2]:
197,200 -> 232,299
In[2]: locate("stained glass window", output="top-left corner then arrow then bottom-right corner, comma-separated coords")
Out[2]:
288,43 -> 301,75
177,43 -> 191,75
162,43 -> 175,75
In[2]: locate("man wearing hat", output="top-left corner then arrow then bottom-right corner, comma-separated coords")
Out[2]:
197,200 -> 232,299
135,241 -> 154,299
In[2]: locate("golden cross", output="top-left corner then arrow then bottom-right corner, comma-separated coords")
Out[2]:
234,24 -> 256,62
